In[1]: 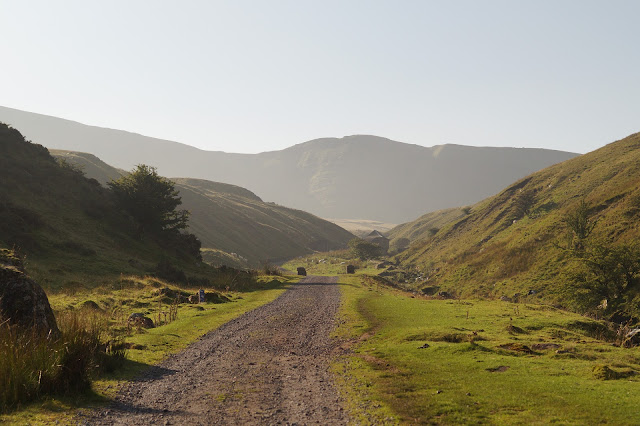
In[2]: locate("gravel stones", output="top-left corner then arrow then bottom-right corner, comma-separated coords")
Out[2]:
90,276 -> 347,425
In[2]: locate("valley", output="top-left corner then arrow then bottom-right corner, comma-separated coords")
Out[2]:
1,119 -> 640,424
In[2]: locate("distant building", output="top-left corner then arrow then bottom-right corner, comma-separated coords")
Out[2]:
364,230 -> 389,254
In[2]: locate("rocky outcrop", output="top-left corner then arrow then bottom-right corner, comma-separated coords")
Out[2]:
0,250 -> 59,335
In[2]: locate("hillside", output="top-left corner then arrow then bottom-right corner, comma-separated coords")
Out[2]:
48,151 -> 354,266
0,106 -> 578,223
0,123 -> 213,290
394,131 -> 640,316
386,207 -> 467,249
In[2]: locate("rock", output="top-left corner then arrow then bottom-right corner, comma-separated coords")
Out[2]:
0,264 -> 59,335
128,313 -> 155,328
437,291 -> 452,299
417,343 -> 430,349
499,295 -> 512,302
346,265 -> 355,274
297,267 -> 307,276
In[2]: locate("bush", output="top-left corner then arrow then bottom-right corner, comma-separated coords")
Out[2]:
349,238 -> 383,260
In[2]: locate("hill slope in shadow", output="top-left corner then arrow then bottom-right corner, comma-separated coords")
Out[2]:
49,150 -> 354,266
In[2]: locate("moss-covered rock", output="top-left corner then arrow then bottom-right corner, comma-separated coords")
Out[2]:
0,264 -> 59,335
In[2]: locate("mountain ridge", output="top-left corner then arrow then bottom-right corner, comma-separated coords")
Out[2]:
0,106 -> 579,223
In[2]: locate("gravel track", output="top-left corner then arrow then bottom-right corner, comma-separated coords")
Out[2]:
89,275 -> 347,425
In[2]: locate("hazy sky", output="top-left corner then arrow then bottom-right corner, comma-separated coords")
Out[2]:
1,1 -> 639,154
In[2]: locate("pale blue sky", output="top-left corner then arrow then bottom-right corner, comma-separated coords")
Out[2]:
1,0 -> 638,154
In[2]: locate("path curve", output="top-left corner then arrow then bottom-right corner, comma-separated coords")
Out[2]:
90,275 -> 347,425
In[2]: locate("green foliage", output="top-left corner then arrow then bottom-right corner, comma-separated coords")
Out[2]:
349,238 -> 383,260
568,242 -> 640,315
108,165 -> 189,238
563,200 -> 596,251
511,189 -> 535,220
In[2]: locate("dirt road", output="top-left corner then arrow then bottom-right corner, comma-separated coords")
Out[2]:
90,275 -> 348,425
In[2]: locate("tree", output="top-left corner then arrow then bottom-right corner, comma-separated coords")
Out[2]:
512,189 -> 536,220
563,200 -> 596,251
108,165 -> 189,237
349,238 -> 383,260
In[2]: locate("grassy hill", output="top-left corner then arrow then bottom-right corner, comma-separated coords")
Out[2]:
0,123 -> 217,291
386,207 -> 467,250
48,151 -> 354,266
0,106 -> 577,223
172,177 -> 354,264
394,132 -> 640,317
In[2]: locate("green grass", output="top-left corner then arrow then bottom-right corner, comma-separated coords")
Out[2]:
283,250 -> 382,276
335,276 -> 640,424
0,275 -> 294,425
393,132 -> 640,317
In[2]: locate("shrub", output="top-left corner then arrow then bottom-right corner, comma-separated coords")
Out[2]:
348,238 -> 383,260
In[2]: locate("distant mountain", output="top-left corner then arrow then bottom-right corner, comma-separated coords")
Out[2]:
393,131 -> 640,317
0,106 -> 578,223
49,150 -> 354,266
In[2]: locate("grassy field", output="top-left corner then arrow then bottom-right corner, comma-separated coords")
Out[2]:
335,275 -> 640,424
283,250 -> 382,276
0,275 -> 295,425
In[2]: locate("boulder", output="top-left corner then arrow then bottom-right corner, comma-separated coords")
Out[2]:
127,313 -> 155,328
346,265 -> 356,274
297,267 -> 307,276
0,264 -> 59,335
